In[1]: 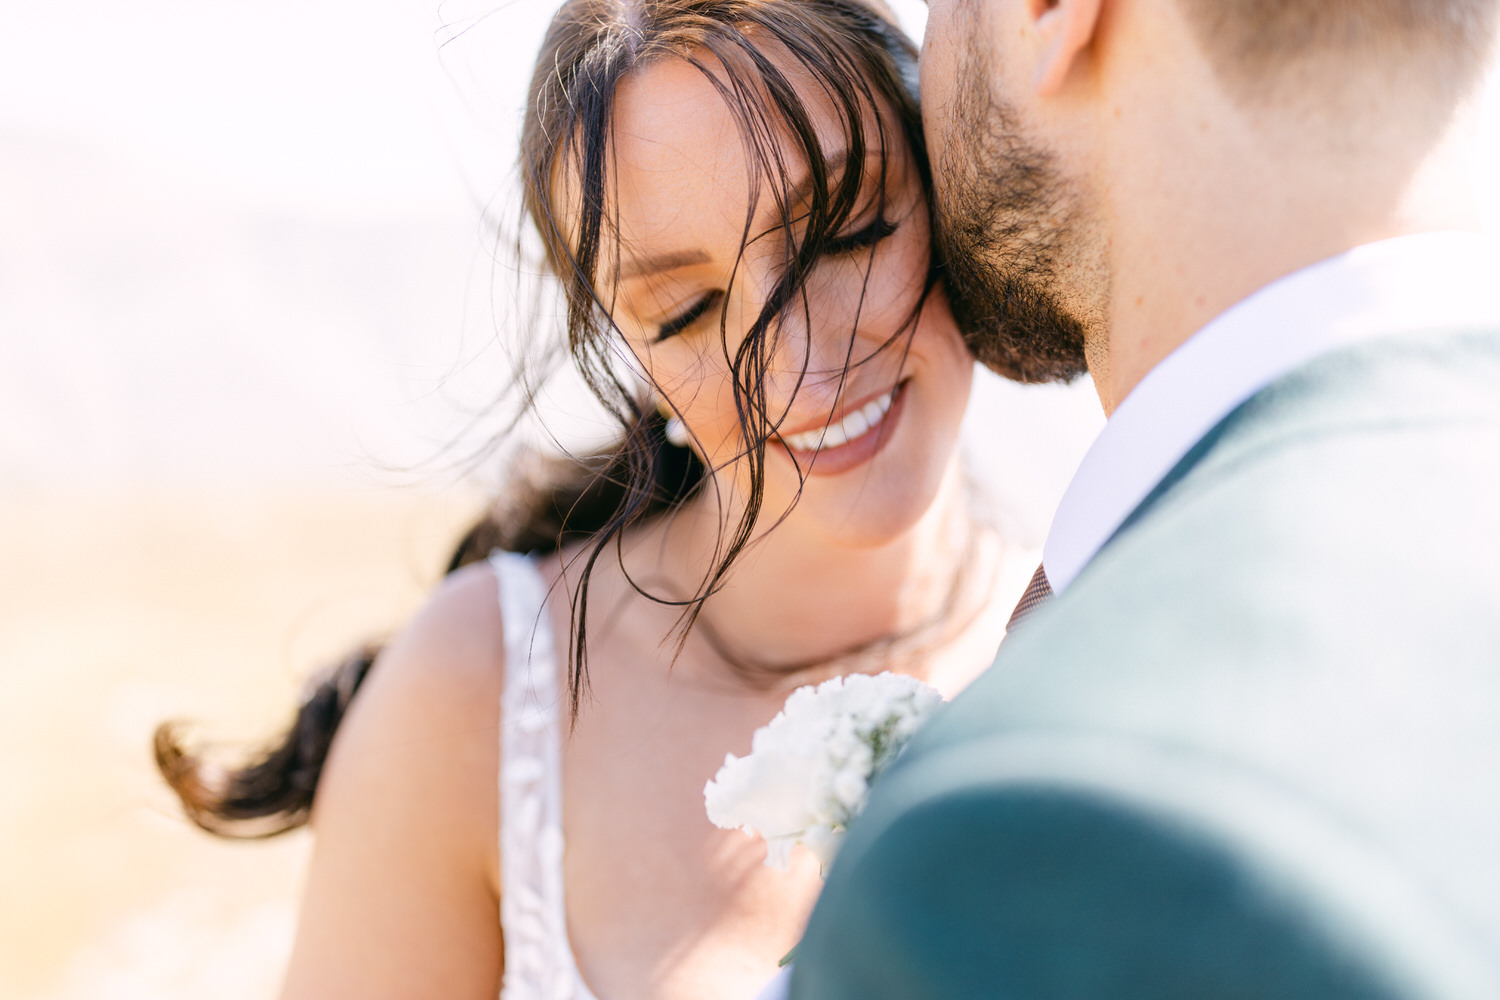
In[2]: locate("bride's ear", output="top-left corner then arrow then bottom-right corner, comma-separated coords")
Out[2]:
1030,0 -> 1104,97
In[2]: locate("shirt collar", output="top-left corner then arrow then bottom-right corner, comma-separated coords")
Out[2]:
1042,231 -> 1500,594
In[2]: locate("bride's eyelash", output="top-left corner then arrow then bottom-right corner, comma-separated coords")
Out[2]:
822,216 -> 899,256
653,216 -> 895,341
656,290 -> 724,342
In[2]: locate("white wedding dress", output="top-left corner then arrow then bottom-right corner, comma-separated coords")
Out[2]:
492,552 -> 601,1000
488,530 -> 1042,1000
492,551 -> 789,1000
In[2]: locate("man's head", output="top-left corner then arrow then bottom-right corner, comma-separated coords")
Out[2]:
922,0 -> 1500,401
1177,1 -> 1499,102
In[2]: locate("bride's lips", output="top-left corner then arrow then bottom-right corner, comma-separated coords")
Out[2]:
775,381 -> 909,477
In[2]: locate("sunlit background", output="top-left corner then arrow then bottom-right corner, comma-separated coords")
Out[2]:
1,2 -> 1495,997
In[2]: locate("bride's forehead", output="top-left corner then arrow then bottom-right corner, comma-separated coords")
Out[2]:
612,59 -> 751,179
548,47 -> 902,272
607,52 -> 854,201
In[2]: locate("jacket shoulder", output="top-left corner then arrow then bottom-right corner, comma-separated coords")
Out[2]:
793,734 -> 1496,1000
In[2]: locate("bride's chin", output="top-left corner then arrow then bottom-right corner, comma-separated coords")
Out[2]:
813,502 -> 940,550
785,464 -> 955,550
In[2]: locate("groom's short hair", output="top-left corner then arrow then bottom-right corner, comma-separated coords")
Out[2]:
1177,0 -> 1499,97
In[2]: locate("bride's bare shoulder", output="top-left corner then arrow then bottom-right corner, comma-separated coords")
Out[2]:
384,560 -> 508,688
282,563 -> 509,996
339,561 -> 508,738
334,559 -> 508,763
353,550 -> 576,736
306,561 -> 509,869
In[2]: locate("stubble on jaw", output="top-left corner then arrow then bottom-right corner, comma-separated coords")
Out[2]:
927,19 -> 1102,386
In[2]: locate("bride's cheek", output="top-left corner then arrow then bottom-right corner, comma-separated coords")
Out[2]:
654,342 -> 720,397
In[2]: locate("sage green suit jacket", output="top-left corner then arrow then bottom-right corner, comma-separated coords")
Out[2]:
789,329 -> 1500,999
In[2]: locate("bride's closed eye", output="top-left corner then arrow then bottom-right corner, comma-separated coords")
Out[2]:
652,216 -> 897,342
822,215 -> 898,257
656,290 -> 725,342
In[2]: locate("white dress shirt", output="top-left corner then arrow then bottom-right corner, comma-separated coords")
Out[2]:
755,967 -> 792,1000
1041,232 -> 1500,595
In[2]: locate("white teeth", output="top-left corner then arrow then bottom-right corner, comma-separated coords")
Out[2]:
782,389 -> 896,452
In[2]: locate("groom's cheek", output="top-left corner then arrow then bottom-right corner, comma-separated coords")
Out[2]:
916,0 -> 973,140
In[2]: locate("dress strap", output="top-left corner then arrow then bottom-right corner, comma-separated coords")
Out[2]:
491,551 -> 596,1000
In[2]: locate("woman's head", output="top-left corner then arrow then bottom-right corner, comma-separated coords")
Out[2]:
521,0 -> 973,567
153,0 -> 980,837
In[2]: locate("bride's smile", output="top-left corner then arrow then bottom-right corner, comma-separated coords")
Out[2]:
775,379 -> 904,476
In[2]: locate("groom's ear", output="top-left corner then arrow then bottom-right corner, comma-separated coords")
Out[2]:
1030,0 -> 1104,97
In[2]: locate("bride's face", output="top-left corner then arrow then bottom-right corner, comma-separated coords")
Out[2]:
595,52 -> 974,547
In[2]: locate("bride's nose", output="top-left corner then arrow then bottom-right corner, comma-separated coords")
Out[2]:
732,304 -> 851,435
738,265 -> 860,386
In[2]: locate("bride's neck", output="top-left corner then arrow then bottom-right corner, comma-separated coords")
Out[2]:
646,456 -> 998,690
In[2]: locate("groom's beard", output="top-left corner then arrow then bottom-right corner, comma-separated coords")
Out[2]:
930,60 -> 1094,385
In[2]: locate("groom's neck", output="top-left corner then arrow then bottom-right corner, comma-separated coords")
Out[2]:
1087,4 -> 1493,414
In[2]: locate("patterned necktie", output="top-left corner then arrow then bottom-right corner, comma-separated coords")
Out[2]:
1006,563 -> 1053,632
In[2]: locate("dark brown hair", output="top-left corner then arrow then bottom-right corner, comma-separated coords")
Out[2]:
155,0 -> 930,837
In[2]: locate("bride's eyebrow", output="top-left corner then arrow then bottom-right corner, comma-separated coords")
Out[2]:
618,247 -> 712,281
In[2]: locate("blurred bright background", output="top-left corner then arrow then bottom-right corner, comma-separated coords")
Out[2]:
0,1 -> 1495,997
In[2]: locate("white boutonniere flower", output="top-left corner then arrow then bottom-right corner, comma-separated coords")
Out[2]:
703,672 -> 944,873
